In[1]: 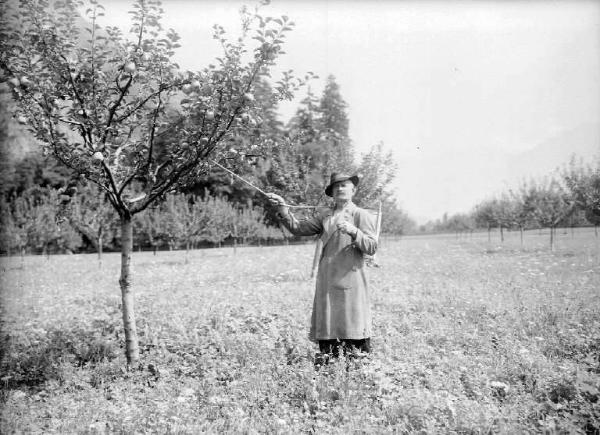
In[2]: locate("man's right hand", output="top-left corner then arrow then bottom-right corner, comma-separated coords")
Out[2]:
266,193 -> 286,207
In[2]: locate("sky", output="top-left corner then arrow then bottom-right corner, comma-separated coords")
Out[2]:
101,0 -> 600,223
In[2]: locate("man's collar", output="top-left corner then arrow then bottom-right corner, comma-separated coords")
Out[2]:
333,201 -> 356,212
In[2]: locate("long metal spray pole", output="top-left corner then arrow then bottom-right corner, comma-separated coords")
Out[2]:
210,159 -> 326,209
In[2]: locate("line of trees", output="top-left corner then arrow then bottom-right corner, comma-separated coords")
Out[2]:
0,186 -> 286,259
423,158 -> 600,250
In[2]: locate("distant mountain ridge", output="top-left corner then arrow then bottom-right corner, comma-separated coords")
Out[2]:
506,123 -> 599,183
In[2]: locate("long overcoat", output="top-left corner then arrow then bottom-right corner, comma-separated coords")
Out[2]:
279,202 -> 378,341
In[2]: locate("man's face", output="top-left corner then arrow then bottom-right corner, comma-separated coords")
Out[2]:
332,180 -> 355,200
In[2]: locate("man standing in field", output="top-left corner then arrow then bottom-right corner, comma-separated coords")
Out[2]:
267,173 -> 378,365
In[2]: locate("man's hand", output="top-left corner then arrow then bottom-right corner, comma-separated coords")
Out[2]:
265,193 -> 286,207
337,221 -> 358,238
266,193 -> 289,219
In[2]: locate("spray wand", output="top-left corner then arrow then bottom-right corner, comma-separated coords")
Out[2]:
210,159 -> 326,210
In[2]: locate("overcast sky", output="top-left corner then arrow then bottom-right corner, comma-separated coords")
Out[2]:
102,0 -> 600,222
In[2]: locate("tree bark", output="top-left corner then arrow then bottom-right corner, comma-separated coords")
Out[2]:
119,214 -> 139,366
550,226 -> 555,252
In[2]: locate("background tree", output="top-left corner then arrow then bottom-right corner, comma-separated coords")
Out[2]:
380,198 -> 417,236
68,183 -> 116,263
202,195 -> 235,248
494,194 -> 518,243
562,157 -> 600,236
163,193 -> 213,262
234,205 -> 265,247
527,178 -> 574,251
136,204 -> 167,255
317,75 -> 354,173
353,141 -> 396,208
509,182 -> 535,246
266,90 -> 324,211
0,200 -> 28,258
474,199 -> 499,242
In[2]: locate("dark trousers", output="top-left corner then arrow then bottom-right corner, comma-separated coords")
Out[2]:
318,338 -> 371,358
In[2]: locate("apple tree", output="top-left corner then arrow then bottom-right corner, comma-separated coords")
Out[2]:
0,0 -> 306,365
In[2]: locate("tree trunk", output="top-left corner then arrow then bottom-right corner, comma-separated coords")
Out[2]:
500,226 -> 504,243
153,245 -> 157,256
119,214 -> 139,366
550,226 -> 555,251
595,224 -> 598,237
520,227 -> 524,246
185,241 -> 190,265
97,227 -> 103,267
487,227 -> 491,243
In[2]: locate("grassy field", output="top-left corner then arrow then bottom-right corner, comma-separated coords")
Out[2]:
1,229 -> 599,433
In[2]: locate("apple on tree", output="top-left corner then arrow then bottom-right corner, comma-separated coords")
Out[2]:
124,61 -> 136,74
19,76 -> 32,87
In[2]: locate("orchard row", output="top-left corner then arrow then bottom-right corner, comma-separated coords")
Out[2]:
421,158 -> 600,249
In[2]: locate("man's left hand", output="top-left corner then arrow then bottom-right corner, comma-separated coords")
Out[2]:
337,221 -> 358,238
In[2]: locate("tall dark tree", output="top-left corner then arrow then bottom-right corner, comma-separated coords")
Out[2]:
317,75 -> 354,173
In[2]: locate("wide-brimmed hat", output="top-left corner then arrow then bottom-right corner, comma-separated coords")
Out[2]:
325,173 -> 359,197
